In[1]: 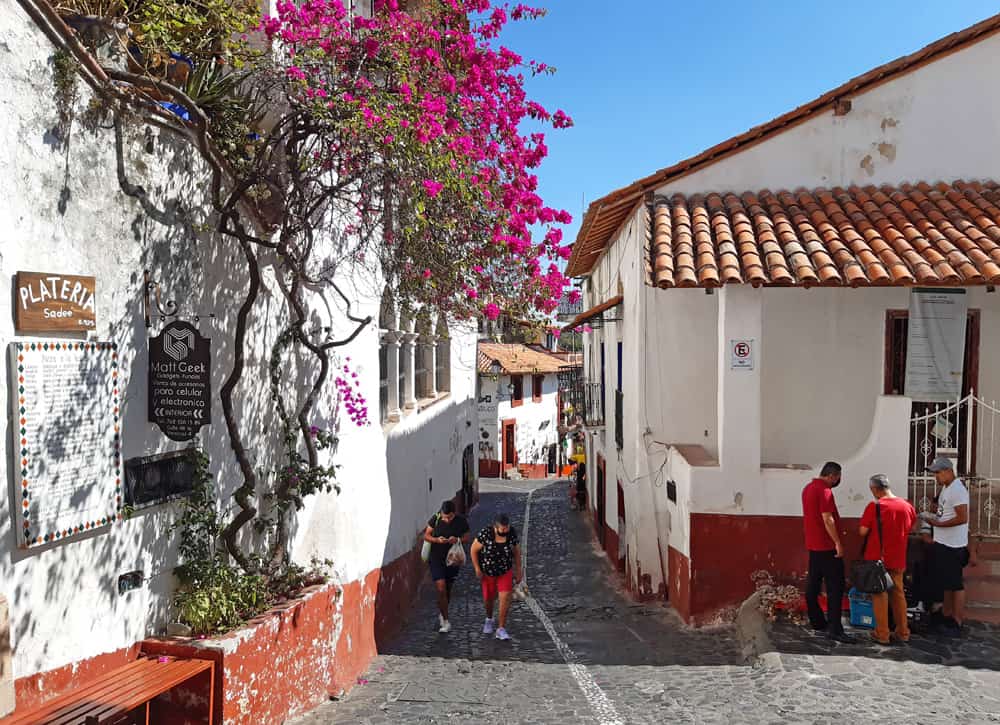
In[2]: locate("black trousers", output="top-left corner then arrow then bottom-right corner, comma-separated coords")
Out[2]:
806,549 -> 845,634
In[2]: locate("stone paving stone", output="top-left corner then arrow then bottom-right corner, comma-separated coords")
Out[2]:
293,480 -> 1000,724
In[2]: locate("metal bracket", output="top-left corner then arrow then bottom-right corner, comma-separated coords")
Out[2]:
143,269 -> 215,328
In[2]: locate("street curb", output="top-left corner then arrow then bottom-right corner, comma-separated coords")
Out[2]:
734,591 -> 776,664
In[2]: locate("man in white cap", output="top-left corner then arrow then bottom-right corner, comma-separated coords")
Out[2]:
920,456 -> 969,635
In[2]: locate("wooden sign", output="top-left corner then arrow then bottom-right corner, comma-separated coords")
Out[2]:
148,321 -> 211,441
15,272 -> 97,333
10,340 -> 121,547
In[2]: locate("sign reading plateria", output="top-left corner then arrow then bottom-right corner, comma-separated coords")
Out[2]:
148,321 -> 211,441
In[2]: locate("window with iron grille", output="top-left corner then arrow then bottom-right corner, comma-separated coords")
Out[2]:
532,374 -> 543,402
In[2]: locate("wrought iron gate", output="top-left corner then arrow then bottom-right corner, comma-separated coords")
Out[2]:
908,392 -> 1000,538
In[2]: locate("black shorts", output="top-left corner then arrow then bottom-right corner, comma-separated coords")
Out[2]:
933,542 -> 967,592
429,559 -> 460,583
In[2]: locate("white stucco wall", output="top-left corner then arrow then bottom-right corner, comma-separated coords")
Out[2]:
659,31 -> 1000,196
0,3 -> 476,685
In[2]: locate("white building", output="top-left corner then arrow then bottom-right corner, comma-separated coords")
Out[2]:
476,342 -> 569,479
0,3 -> 477,718
566,14 -> 1000,622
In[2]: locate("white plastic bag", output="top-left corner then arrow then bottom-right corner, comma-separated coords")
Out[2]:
420,540 -> 432,562
445,542 -> 466,567
512,581 -> 529,601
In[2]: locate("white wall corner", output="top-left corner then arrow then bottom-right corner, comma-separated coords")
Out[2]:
717,285 -> 762,479
834,395 -> 913,517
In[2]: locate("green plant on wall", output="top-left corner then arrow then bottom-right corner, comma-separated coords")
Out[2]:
126,0 -> 260,70
171,449 -> 269,634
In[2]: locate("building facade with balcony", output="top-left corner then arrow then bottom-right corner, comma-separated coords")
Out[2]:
476,342 -> 578,479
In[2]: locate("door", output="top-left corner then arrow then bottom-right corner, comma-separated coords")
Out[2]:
595,454 -> 606,547
461,444 -> 476,512
886,309 -> 980,473
502,419 -> 516,471
617,481 -> 627,573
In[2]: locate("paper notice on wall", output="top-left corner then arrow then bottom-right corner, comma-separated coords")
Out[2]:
904,289 -> 968,403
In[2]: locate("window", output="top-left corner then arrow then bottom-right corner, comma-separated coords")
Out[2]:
532,374 -> 543,402
378,292 -> 397,424
511,375 -> 524,407
600,342 -> 606,421
616,341 -> 623,392
415,310 -> 434,399
435,317 -> 450,393
379,343 -> 388,424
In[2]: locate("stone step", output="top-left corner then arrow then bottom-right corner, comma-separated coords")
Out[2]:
966,604 -> 1000,625
967,558 -> 1000,577
963,575 -> 1000,603
974,540 -> 1000,558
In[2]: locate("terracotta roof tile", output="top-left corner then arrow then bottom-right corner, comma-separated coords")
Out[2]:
568,13 -> 1000,278
646,181 -> 1000,289
477,342 -> 570,375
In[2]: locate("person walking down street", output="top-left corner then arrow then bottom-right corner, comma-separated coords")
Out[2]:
802,461 -> 852,643
859,474 -> 917,645
920,457 -> 970,636
424,500 -> 470,633
471,513 -> 522,641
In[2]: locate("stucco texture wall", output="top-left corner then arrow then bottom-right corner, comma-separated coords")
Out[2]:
0,0 -> 476,692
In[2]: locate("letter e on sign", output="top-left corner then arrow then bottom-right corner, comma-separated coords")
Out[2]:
730,339 -> 754,370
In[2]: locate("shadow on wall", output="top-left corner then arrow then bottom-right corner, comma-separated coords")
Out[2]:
373,394 -> 476,645
0,111 -> 308,678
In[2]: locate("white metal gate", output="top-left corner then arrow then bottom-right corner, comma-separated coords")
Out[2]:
908,392 -> 1000,538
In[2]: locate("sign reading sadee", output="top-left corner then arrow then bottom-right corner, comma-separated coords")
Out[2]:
15,271 -> 97,332
148,320 -> 211,441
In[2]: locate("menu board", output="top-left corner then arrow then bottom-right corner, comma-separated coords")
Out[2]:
904,289 -> 968,403
10,341 -> 121,547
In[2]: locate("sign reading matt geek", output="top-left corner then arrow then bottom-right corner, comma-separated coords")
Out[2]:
148,320 -> 211,442
15,271 -> 97,332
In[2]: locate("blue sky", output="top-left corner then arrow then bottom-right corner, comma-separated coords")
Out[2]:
500,0 -> 1000,248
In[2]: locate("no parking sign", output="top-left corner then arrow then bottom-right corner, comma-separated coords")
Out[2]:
730,339 -> 754,370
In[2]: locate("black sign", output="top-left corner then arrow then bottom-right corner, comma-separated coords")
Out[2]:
148,320 -> 211,441
124,449 -> 196,508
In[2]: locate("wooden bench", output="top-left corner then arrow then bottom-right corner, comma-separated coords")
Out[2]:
4,655 -> 214,724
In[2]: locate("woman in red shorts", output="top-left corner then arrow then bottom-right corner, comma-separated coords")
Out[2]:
470,513 -> 522,641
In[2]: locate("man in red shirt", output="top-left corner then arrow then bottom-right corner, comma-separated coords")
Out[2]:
859,474 -> 917,644
802,461 -> 851,642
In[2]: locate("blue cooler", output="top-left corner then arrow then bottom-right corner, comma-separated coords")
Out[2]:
848,588 -> 875,629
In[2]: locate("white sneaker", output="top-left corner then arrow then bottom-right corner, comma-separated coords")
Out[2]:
494,627 -> 510,641
438,619 -> 451,633
483,618 -> 495,635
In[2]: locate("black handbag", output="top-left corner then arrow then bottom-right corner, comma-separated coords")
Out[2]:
853,502 -> 895,594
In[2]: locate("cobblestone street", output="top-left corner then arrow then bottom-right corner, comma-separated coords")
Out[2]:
294,480 -> 1000,724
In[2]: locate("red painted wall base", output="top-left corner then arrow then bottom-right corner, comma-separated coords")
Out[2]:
681,512 -> 864,624
7,543 -> 432,724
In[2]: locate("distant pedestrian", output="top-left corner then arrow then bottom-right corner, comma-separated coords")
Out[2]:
859,474 -> 917,645
920,457 -> 969,636
802,461 -> 852,642
424,500 -> 470,633
574,462 -> 587,511
471,513 -> 522,641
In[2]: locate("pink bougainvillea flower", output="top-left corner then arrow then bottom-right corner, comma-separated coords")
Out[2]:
483,303 -> 501,321
422,179 -> 444,197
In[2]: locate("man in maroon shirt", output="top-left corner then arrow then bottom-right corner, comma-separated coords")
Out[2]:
802,461 -> 852,642
859,474 -> 917,645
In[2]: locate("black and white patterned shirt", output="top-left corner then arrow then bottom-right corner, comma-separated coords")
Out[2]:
475,525 -> 519,577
